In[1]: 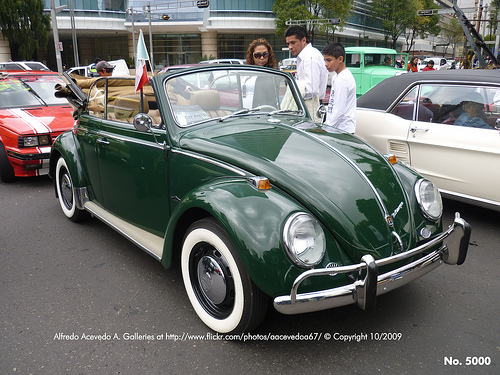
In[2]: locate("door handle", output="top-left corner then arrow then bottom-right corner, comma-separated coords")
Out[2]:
410,126 -> 429,133
96,138 -> 110,145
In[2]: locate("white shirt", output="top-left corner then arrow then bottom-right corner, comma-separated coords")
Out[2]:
296,43 -> 328,101
325,68 -> 356,133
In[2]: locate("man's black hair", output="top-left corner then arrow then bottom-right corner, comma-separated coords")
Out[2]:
284,25 -> 309,43
321,43 -> 345,60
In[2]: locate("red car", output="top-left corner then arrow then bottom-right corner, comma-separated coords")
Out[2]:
0,70 -> 74,182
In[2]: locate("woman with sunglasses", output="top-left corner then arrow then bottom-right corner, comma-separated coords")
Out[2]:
245,39 -> 277,68
242,39 -> 279,109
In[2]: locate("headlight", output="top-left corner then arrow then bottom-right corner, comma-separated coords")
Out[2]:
19,135 -> 50,148
415,179 -> 442,220
283,213 -> 326,268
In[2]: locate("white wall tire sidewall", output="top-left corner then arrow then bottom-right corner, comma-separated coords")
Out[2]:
181,227 -> 245,333
56,157 -> 76,219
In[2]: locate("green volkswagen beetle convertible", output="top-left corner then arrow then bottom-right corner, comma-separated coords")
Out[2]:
50,65 -> 470,334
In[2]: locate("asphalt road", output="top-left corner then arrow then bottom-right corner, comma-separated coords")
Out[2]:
1,176 -> 499,375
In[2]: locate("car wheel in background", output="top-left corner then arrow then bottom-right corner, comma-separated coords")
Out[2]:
181,218 -> 268,334
0,142 -> 15,183
55,157 -> 89,222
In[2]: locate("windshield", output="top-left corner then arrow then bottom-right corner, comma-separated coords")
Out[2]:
165,68 -> 304,127
0,75 -> 68,109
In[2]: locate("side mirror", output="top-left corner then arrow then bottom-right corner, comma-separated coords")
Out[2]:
133,113 -> 153,132
317,104 -> 327,124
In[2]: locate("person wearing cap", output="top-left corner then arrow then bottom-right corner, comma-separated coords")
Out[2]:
454,94 -> 490,129
96,61 -> 115,77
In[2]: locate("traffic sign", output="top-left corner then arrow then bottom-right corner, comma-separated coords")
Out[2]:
197,0 -> 209,8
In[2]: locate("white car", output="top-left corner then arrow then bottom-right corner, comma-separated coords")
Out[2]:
417,57 -> 449,71
0,61 -> 51,71
199,59 -> 245,65
67,59 -> 130,77
355,70 -> 500,212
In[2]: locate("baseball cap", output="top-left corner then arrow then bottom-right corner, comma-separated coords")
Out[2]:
95,61 -> 115,71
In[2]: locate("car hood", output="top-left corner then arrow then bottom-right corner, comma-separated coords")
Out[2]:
179,119 -> 415,262
0,105 -> 74,136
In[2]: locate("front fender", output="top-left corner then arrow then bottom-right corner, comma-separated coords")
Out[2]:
49,130 -> 87,194
161,178 -> 345,297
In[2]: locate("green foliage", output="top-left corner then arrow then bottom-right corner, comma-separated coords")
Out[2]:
273,0 -> 353,42
0,0 -> 50,60
199,54 -> 216,62
406,0 -> 441,52
370,0 -> 419,49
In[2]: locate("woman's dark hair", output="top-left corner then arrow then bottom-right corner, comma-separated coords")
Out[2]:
245,38 -> 277,68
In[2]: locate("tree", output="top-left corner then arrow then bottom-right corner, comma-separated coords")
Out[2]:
0,0 -> 50,61
406,0 -> 440,54
273,0 -> 353,44
441,16 -> 464,59
370,0 -> 419,49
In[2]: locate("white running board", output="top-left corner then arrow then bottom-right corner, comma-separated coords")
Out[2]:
84,201 -> 164,260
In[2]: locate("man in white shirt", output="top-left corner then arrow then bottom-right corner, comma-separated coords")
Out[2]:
285,26 -> 328,121
322,43 -> 356,133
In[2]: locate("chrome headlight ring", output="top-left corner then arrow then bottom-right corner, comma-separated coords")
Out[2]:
283,213 -> 326,269
415,179 -> 443,221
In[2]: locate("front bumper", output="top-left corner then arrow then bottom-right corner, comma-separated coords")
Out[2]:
274,213 -> 471,315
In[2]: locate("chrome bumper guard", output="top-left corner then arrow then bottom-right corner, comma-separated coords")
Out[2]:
274,213 -> 471,315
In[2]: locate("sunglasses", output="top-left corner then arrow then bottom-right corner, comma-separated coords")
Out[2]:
253,52 -> 269,59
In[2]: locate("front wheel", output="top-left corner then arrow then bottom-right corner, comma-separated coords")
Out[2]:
181,218 -> 268,334
55,157 -> 89,222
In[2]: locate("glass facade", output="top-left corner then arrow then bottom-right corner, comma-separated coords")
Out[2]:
41,0 -> 393,70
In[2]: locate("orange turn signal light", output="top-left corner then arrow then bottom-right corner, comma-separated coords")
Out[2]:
248,176 -> 271,191
386,154 -> 397,164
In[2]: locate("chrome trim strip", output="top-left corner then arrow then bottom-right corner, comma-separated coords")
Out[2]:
171,149 -> 247,176
439,189 -> 500,212
294,126 -> 391,217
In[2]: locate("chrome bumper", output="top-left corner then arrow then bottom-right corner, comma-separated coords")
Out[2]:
274,213 -> 471,315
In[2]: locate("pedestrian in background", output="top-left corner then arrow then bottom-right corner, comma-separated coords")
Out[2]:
407,56 -> 419,72
284,25 -> 328,120
422,60 -> 435,71
322,43 -> 356,134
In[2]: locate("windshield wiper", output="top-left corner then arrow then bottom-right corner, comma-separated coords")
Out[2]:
267,109 -> 302,116
218,108 -> 260,122
19,79 -> 47,106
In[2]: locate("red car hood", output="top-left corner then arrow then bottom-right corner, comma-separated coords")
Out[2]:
0,105 -> 74,136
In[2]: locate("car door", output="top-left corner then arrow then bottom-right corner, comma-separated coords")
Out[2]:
399,83 -> 500,205
94,83 -> 170,237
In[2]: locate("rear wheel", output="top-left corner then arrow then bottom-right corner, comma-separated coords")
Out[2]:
0,142 -> 15,183
55,157 -> 89,222
181,218 -> 268,334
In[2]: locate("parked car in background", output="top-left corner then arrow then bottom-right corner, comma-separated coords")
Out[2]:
344,47 -> 408,97
0,61 -> 51,71
66,59 -> 130,77
0,70 -> 74,182
279,58 -> 297,70
199,59 -> 245,65
280,63 -> 297,77
356,69 -> 500,212
50,65 -> 470,334
417,57 -> 449,71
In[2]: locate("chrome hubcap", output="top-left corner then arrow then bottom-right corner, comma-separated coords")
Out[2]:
197,255 -> 227,304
